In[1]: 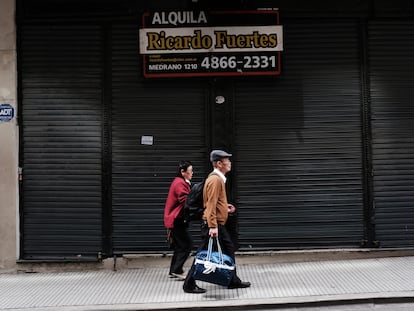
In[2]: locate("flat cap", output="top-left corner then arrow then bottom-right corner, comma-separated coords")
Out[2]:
210,149 -> 232,162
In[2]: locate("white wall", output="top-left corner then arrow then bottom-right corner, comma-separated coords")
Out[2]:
0,0 -> 18,271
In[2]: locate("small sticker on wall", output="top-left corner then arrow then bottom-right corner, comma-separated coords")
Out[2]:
141,135 -> 154,145
0,103 -> 14,122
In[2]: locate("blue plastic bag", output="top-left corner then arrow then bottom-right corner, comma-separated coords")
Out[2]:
193,237 -> 235,286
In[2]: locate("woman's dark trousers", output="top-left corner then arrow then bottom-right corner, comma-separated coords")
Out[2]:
169,219 -> 192,275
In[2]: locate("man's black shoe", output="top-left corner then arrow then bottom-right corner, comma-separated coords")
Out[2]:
183,285 -> 206,294
228,281 -> 251,289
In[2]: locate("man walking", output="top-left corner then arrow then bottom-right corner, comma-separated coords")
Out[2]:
183,150 -> 251,293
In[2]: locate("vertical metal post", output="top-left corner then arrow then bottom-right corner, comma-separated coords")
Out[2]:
210,79 -> 238,248
102,23 -> 113,257
16,0 -> 25,259
359,18 -> 378,247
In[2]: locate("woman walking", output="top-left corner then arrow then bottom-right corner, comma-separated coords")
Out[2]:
164,160 -> 194,279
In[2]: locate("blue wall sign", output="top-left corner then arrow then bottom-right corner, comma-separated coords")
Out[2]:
0,104 -> 15,122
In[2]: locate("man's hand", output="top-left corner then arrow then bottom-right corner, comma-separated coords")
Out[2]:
209,227 -> 218,237
228,204 -> 236,214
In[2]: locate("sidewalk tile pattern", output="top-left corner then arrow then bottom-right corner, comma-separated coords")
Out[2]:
1,257 -> 414,310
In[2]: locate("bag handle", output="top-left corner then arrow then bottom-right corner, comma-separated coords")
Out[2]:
206,237 -> 224,265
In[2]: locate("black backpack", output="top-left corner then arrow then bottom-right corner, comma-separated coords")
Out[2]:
184,180 -> 206,221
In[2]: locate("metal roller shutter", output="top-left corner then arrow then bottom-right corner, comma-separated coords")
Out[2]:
234,20 -> 364,250
369,21 -> 414,248
20,24 -> 104,259
111,23 -> 208,253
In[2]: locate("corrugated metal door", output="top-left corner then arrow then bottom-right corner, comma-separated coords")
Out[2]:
234,20 -> 365,249
111,23 -> 208,253
20,24 -> 104,259
369,21 -> 414,247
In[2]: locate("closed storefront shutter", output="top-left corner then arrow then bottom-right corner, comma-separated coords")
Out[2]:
234,20 -> 364,249
20,24 -> 104,259
21,15 -> 414,258
111,23 -> 208,253
369,21 -> 414,247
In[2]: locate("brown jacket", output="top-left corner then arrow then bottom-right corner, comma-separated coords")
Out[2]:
202,173 -> 228,228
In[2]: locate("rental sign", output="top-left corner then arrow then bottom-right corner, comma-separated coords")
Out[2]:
139,10 -> 283,78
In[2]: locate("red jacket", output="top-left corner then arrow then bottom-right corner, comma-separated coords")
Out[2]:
164,177 -> 190,229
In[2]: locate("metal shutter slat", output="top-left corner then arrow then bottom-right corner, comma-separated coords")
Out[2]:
111,23 -> 208,253
234,20 -> 364,250
21,24 -> 103,260
369,21 -> 414,247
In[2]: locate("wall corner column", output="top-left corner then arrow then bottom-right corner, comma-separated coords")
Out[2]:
0,0 -> 18,271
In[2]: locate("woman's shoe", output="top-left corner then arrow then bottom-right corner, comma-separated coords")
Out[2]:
171,272 -> 187,280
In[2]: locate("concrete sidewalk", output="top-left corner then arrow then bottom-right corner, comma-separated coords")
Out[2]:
1,256 -> 414,311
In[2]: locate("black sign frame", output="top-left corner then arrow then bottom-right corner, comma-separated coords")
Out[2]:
140,10 -> 283,78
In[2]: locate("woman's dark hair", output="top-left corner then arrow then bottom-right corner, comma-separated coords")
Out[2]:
177,160 -> 192,177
